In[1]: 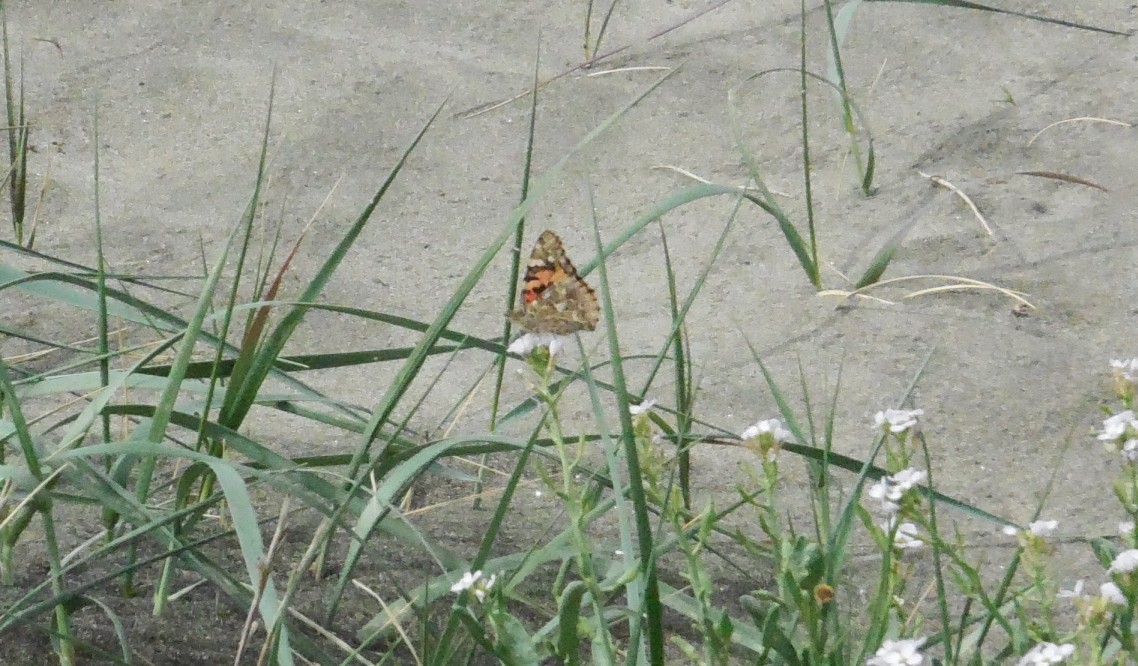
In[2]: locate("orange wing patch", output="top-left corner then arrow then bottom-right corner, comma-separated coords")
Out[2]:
509,230 -> 600,335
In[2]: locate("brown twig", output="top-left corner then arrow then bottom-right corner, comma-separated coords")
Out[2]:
918,171 -> 993,237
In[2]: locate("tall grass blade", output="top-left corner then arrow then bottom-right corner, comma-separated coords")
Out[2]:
0,6 -> 27,245
825,0 -> 872,193
656,226 -> 693,508
90,111 -> 114,468
484,30 -> 545,510
0,361 -> 75,663
727,82 -> 819,287
869,0 -> 1132,35
585,223 -> 664,665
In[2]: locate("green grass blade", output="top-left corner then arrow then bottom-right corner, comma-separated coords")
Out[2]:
586,224 -> 663,666
0,360 -> 75,662
852,201 -> 927,288
220,97 -> 449,429
484,29 -> 544,510
868,0 -> 1132,35
328,436 -> 522,635
91,110 -> 113,457
208,456 -> 294,665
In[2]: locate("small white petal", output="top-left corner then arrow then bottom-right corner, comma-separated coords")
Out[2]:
1028,520 -> 1058,537
1098,411 -> 1137,442
508,332 -> 571,356
892,468 -> 927,491
450,570 -> 482,594
893,522 -> 924,550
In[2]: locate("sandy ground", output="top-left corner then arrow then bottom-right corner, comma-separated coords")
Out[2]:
3,0 -> 1137,662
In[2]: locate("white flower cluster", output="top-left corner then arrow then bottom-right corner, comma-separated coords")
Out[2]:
1016,642 -> 1074,666
873,408 -> 923,434
508,332 -> 570,357
867,637 -> 926,665
450,570 -> 497,603
1111,358 -> 1138,384
1097,410 -> 1138,462
741,418 -> 792,443
867,468 -> 927,516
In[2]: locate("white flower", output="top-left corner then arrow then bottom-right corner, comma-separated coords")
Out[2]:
1098,411 -> 1137,442
629,399 -> 657,416
1028,520 -> 1058,537
1111,358 -> 1138,383
450,570 -> 496,602
474,573 -> 497,602
867,469 -> 927,515
867,637 -> 926,665
450,570 -> 483,594
1109,549 -> 1138,574
1057,579 -> 1085,601
1017,642 -> 1075,665
873,408 -> 924,434
741,418 -> 792,443
508,332 -> 569,356
888,521 -> 924,550
1123,439 -> 1138,463
1101,581 -> 1126,605
868,482 -> 901,514
892,468 -> 927,490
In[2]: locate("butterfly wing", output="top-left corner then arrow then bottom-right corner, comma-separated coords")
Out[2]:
509,230 -> 600,334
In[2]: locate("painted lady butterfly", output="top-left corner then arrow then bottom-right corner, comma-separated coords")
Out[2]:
509,230 -> 600,335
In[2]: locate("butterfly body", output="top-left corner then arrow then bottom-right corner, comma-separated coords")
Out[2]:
509,230 -> 600,335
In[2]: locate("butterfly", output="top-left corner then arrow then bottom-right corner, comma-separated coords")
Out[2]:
509,230 -> 600,335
